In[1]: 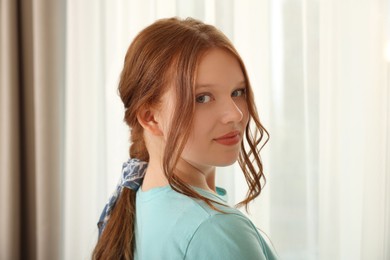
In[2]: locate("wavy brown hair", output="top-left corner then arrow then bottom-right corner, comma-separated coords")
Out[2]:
92,17 -> 269,260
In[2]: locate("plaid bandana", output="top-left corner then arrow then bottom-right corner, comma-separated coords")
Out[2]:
97,158 -> 148,237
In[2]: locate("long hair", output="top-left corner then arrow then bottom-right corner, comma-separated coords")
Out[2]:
92,17 -> 269,260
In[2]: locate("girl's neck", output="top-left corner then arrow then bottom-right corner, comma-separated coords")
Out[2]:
141,158 -> 216,193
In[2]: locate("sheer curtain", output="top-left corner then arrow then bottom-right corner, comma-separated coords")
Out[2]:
266,0 -> 390,259
318,1 -> 389,259
63,0 -> 390,259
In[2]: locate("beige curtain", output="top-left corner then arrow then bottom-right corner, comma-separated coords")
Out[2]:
0,0 -> 65,259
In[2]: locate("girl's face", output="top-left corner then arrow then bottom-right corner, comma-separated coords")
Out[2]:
183,48 -> 249,172
157,48 -> 249,173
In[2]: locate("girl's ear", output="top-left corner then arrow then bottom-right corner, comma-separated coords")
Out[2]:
137,107 -> 164,136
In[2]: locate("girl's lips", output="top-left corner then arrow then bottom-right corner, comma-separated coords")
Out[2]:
214,131 -> 241,145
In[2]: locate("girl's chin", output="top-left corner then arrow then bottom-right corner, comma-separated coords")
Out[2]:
214,158 -> 238,167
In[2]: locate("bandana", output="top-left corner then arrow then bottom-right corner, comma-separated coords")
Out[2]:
97,158 -> 148,237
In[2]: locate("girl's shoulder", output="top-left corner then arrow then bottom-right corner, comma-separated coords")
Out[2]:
135,185 -> 278,259
136,184 -> 240,218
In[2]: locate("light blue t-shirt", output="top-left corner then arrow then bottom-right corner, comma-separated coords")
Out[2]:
134,185 -> 278,260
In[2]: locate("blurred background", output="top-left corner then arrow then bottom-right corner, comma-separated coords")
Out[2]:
1,0 -> 389,259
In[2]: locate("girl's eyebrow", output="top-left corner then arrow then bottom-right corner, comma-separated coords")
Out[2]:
195,80 -> 246,89
195,83 -> 215,90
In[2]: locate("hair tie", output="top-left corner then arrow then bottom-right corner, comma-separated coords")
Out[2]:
97,158 -> 148,237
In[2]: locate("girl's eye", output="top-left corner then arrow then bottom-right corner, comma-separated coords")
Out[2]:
195,94 -> 212,103
232,88 -> 246,97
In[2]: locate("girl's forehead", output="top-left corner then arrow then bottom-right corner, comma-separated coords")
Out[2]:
195,48 -> 245,88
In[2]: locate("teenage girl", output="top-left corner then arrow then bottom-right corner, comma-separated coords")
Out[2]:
93,17 -> 278,260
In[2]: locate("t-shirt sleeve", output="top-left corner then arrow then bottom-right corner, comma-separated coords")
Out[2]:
184,213 -> 269,260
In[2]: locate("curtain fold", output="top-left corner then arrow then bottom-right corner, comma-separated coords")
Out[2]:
0,1 -> 21,259
30,1 -> 65,259
63,1 -> 107,259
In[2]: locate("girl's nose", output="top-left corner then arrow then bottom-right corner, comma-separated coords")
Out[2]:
219,99 -> 244,124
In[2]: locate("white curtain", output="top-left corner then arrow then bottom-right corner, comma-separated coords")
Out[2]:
318,1 -> 389,259
264,0 -> 390,259
62,0 -> 390,259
